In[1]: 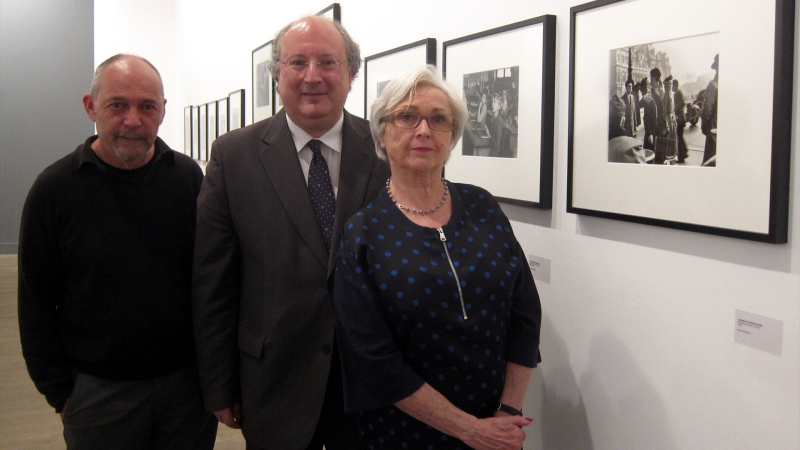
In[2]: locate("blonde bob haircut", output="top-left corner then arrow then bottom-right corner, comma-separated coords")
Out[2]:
369,65 -> 468,161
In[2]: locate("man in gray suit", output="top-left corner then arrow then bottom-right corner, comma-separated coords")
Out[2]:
192,16 -> 390,450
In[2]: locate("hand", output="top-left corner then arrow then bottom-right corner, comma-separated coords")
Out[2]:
59,398 -> 70,421
214,403 -> 242,429
463,415 -> 532,450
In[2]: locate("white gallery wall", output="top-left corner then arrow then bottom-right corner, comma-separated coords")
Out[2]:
94,0 -> 799,448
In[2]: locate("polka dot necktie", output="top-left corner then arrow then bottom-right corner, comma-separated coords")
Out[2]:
307,139 -> 335,251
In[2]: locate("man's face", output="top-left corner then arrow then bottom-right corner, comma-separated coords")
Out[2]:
276,17 -> 353,136
625,83 -> 633,94
83,58 -> 166,166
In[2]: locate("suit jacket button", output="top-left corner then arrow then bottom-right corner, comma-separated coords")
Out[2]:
321,344 -> 332,354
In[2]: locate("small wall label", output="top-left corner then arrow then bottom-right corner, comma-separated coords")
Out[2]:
734,310 -> 783,357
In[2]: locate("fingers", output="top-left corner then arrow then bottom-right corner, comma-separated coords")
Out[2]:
59,398 -> 70,421
507,415 -> 534,428
468,417 -> 528,450
213,406 -> 242,429
232,403 -> 241,421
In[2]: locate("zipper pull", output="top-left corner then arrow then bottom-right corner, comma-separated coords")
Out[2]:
436,227 -> 446,242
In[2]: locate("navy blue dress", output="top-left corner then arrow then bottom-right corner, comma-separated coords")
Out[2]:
333,181 -> 542,450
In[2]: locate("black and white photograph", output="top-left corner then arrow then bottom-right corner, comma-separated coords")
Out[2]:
607,33 -> 718,167
192,105 -> 200,159
443,15 -> 555,208
218,97 -> 228,137
183,106 -> 192,156
207,100 -> 217,154
252,41 -> 274,122
376,80 -> 391,97
462,66 -> 520,158
568,0 -> 793,243
199,103 -> 207,161
256,62 -> 270,108
229,89 -> 245,131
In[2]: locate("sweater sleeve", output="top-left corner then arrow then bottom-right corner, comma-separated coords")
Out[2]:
494,197 -> 542,368
333,224 -> 425,412
17,175 -> 75,412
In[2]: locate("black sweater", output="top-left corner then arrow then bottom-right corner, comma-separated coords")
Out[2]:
18,136 -> 203,412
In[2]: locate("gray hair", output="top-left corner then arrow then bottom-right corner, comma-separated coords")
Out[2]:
90,54 -> 164,100
369,65 -> 468,161
268,16 -> 361,80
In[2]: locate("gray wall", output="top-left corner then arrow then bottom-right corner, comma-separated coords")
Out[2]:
0,0 -> 94,254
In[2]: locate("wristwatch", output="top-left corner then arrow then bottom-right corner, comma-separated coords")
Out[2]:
497,403 -> 523,416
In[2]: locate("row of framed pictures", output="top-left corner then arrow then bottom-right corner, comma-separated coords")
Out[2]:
352,0 -> 793,244
361,17 -> 556,211
183,89 -> 245,161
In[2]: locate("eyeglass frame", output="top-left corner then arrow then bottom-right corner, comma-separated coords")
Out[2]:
280,59 -> 347,74
379,110 -> 456,132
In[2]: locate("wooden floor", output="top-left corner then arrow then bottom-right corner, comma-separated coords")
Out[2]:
0,254 -> 246,449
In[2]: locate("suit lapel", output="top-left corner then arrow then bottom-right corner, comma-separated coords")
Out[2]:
258,111 -> 329,269
328,111 -> 378,275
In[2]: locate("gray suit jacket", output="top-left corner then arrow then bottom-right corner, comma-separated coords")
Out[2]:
193,110 -> 390,449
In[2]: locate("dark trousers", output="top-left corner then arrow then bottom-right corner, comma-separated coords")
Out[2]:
62,365 -> 217,450
246,343 -> 360,450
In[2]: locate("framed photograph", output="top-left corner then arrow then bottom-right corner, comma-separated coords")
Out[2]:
567,0 -> 794,243
364,38 -> 436,118
192,105 -> 201,159
317,3 -> 340,22
207,100 -> 218,156
199,103 -> 207,162
252,40 -> 274,123
218,97 -> 229,137
443,15 -> 556,208
228,89 -> 245,131
183,106 -> 193,156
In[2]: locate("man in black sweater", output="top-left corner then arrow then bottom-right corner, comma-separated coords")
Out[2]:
18,54 -> 216,449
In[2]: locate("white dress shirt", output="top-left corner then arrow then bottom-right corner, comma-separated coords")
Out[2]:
286,114 -> 343,198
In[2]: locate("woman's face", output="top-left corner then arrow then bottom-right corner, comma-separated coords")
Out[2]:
380,85 -> 453,176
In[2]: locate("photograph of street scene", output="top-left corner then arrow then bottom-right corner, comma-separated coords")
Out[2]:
608,32 -> 718,167
462,66 -> 519,158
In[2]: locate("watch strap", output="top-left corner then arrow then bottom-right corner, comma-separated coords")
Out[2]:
497,403 -> 523,416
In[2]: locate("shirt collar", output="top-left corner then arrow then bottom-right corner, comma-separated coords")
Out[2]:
286,113 -> 344,154
74,136 -> 173,172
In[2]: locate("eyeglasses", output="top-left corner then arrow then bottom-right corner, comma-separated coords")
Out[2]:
380,110 -> 455,132
280,58 -> 346,74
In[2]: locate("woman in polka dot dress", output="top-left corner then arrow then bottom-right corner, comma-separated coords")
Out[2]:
333,66 -> 542,450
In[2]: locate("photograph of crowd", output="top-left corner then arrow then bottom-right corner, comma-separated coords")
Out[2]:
607,33 -> 718,167
462,66 -> 520,158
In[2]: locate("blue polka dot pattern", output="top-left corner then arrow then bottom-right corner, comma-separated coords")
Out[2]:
334,181 -> 541,449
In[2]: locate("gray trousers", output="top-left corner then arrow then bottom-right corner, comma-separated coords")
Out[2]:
62,365 -> 217,450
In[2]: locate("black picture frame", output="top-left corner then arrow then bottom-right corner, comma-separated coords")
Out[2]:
443,15 -> 556,209
183,106 -> 193,156
218,97 -> 229,137
206,100 -> 218,160
252,40 -> 274,123
566,0 -> 794,243
198,103 -> 207,162
228,89 -> 246,131
317,3 -> 340,22
363,38 -> 436,118
192,105 -> 201,160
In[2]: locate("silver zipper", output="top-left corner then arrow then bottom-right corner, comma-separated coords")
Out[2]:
436,227 -> 468,320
